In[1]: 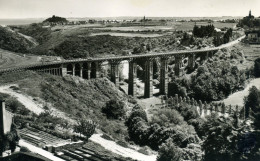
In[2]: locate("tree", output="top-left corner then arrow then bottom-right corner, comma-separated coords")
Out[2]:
193,25 -> 200,37
244,86 -> 260,118
254,58 -> 260,78
102,99 -> 125,119
192,24 -> 215,38
157,138 -> 182,161
8,99 -> 19,113
0,124 -> 20,153
202,116 -> 238,161
73,118 -> 96,142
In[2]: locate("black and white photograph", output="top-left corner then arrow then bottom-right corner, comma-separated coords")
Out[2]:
0,0 -> 260,160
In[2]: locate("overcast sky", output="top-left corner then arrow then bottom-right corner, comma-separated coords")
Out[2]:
0,0 -> 259,19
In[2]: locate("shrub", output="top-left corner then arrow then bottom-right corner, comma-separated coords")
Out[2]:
157,138 -> 182,161
116,140 -> 129,148
101,134 -> 114,141
7,99 -> 20,113
73,118 -> 96,141
20,146 -> 31,152
102,99 -> 126,119
151,109 -> 185,126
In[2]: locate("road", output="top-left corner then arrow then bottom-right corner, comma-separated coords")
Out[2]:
218,35 -> 245,48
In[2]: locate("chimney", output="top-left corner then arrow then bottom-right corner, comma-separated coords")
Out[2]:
0,100 -> 5,136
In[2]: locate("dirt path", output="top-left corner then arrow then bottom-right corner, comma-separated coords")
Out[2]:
18,32 -> 39,46
0,84 -> 44,114
223,78 -> 260,106
90,134 -> 156,161
0,84 -> 157,161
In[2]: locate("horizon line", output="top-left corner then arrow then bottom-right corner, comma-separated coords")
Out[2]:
0,15 -> 246,20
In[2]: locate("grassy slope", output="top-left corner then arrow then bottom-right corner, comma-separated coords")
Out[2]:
0,71 -> 131,141
0,26 -> 35,53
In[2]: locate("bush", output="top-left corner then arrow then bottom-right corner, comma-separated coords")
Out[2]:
116,140 -> 129,148
73,118 -> 96,141
137,146 -> 150,155
157,138 -> 182,161
101,134 -> 114,141
102,99 -> 126,119
150,109 -> 185,126
20,146 -> 31,152
7,99 -> 20,113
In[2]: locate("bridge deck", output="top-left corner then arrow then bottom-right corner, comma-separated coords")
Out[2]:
0,35 -> 245,73
0,47 -> 220,73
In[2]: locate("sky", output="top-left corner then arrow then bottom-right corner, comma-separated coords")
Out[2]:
0,0 -> 259,19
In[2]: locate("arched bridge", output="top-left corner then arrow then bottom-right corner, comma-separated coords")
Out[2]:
0,46 -> 223,98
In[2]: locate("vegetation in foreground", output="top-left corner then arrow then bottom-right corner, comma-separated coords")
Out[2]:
0,71 -> 135,142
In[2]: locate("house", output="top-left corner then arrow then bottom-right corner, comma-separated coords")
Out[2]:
246,30 -> 260,43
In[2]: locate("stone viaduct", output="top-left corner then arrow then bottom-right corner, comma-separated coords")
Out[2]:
0,47 -> 221,98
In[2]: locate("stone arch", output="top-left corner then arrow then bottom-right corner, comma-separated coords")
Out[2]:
67,64 -> 73,75
75,63 -> 81,77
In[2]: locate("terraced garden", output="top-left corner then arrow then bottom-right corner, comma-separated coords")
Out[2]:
18,127 -> 70,148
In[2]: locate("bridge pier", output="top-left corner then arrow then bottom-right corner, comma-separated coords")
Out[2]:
94,62 -> 101,78
54,69 -> 57,75
188,54 -> 195,71
87,62 -> 91,79
72,64 -> 75,76
208,51 -> 214,58
144,59 -> 153,98
128,60 -> 137,97
57,68 -> 60,76
61,64 -> 67,76
80,64 -> 83,78
160,57 -> 168,95
174,56 -> 182,76
205,52 -> 209,60
110,61 -> 120,88
200,52 -> 208,64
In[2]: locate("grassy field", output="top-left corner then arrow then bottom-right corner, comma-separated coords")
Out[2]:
93,25 -> 175,31
173,22 -> 237,31
90,32 -> 166,37
91,22 -> 236,32
0,48 -> 40,69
